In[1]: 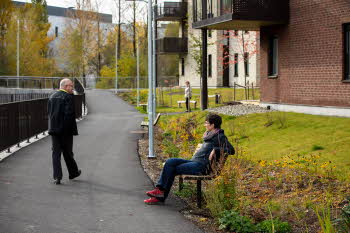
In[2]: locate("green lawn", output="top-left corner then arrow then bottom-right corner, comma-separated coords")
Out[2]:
222,112 -> 350,172
159,111 -> 350,180
118,89 -> 349,179
118,87 -> 260,113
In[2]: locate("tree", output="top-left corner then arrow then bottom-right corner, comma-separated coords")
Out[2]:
0,0 -> 13,75
59,0 -> 100,79
218,30 -> 259,86
4,3 -> 55,76
96,22 -> 148,89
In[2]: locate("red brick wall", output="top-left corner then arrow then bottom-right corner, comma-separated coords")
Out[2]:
260,0 -> 350,107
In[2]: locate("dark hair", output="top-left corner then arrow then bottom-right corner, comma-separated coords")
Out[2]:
206,113 -> 222,129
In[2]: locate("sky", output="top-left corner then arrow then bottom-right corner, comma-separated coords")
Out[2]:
14,0 -> 178,23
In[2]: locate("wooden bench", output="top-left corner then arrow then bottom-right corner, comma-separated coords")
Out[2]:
141,113 -> 161,128
139,103 -> 148,111
178,147 -> 228,208
177,100 -> 197,109
208,94 -> 221,104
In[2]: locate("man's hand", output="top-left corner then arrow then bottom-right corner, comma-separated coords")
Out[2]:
209,149 -> 215,161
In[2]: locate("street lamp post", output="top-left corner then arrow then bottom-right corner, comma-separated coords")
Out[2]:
17,19 -> 20,88
152,7 -> 156,118
115,23 -> 125,93
115,30 -> 118,93
147,0 -> 155,158
137,40 -> 140,107
125,0 -> 155,158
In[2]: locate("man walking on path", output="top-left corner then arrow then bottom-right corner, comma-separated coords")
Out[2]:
48,78 -> 81,185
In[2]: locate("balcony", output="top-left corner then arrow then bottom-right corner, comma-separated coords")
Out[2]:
154,2 -> 187,21
156,37 -> 188,54
192,0 -> 289,30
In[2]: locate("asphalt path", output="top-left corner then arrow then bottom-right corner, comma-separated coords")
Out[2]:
0,89 -> 203,233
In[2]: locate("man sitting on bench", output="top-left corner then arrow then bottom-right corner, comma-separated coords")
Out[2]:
144,113 -> 234,205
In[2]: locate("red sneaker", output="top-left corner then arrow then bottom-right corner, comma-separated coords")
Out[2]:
144,197 -> 164,205
146,187 -> 164,198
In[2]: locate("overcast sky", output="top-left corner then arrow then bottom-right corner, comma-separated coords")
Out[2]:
14,0 -> 178,23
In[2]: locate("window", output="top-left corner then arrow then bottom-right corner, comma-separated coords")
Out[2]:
244,52 -> 249,76
208,30 -> 212,38
223,30 -> 230,36
181,58 -> 185,76
268,36 -> 278,77
344,23 -> 350,80
244,30 -> 249,34
55,26 -> 58,38
234,30 -> 238,36
208,54 -> 212,77
234,53 -> 238,77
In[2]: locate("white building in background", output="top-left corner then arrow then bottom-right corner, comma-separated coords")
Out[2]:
13,1 -> 114,70
155,0 -> 259,88
178,1 -> 259,88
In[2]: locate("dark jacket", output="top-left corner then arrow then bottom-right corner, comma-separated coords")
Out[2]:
191,129 -> 234,168
48,90 -> 78,136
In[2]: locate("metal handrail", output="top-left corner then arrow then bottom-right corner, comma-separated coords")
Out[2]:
0,94 -> 85,153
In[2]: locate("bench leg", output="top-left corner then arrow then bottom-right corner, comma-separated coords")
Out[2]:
178,103 -> 181,108
179,177 -> 183,191
197,180 -> 202,208
194,103 -> 196,109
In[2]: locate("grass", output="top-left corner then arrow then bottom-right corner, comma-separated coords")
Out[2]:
117,87 -> 260,114
224,112 -> 350,178
159,111 -> 350,180
151,110 -> 350,232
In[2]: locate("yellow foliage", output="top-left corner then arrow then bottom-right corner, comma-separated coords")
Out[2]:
3,4 -> 55,76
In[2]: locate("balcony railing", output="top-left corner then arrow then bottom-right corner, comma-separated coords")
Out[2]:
155,2 -> 187,21
192,0 -> 289,29
156,37 -> 188,54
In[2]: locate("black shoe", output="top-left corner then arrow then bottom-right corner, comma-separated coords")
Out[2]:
69,170 -> 81,180
53,179 -> 61,185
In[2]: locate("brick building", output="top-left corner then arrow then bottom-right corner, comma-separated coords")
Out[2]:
192,0 -> 350,116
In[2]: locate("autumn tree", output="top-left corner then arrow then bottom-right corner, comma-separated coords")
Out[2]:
58,0 -> 100,79
96,22 -> 149,89
3,3 -> 55,76
0,0 -> 13,75
218,30 -> 259,86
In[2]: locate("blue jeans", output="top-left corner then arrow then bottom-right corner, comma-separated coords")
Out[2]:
156,158 -> 206,201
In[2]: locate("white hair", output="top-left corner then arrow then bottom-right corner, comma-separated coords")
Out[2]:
60,78 -> 72,88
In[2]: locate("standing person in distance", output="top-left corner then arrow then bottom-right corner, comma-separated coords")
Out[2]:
48,78 -> 81,185
184,80 -> 192,112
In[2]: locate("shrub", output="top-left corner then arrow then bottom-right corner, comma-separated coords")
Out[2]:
218,210 -> 257,233
334,200 -> 350,233
173,183 -> 196,198
162,139 -> 180,158
205,158 -> 238,217
312,144 -> 324,151
256,218 -> 292,233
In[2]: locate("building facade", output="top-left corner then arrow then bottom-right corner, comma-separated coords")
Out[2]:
155,1 -> 259,88
191,0 -> 350,116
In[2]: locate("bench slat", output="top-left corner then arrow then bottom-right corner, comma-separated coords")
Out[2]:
179,175 -> 214,180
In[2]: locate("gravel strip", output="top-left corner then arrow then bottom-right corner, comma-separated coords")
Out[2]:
207,104 -> 274,116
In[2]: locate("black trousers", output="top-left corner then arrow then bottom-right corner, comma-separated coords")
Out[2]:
186,97 -> 191,111
51,135 -> 79,180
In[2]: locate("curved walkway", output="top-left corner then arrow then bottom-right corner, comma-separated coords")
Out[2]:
0,90 -> 203,233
